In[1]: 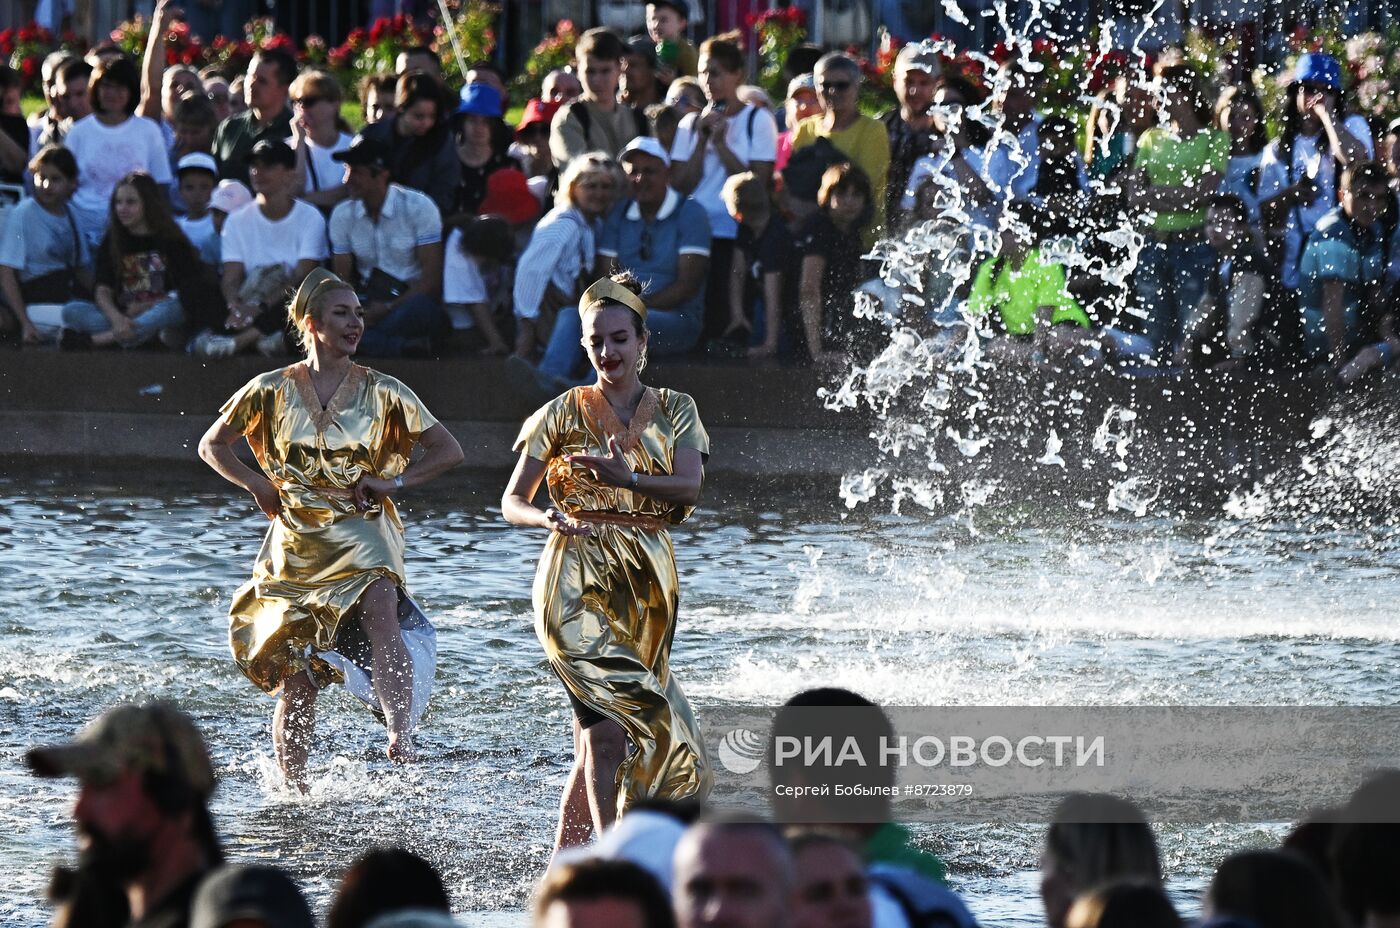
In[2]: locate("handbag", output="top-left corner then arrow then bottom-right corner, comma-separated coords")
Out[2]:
365,267 -> 409,303
19,205 -> 86,303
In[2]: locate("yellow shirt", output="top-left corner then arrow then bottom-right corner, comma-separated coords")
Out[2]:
1133,127 -> 1229,232
791,113 -> 891,248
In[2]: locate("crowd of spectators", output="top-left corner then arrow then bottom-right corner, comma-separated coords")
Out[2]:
2,1 -> 1400,392
26,696 -> 1400,928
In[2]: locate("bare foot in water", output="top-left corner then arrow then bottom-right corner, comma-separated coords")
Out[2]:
387,731 -> 417,764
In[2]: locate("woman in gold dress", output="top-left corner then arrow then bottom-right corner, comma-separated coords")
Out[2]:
199,269 -> 463,783
502,273 -> 712,856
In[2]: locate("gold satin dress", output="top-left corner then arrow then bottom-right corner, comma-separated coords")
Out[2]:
220,363 -> 438,695
515,384 -> 713,809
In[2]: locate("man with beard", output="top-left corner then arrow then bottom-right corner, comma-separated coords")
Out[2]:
26,702 -> 224,928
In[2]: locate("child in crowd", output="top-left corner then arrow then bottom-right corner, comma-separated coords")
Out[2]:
510,98 -> 561,203
1175,193 -> 1296,371
775,74 -> 821,171
723,171 -> 797,359
0,146 -> 91,343
665,77 -> 706,120
796,162 -> 876,364
359,72 -> 397,126
443,214 -> 515,354
646,0 -> 698,80
167,92 -> 218,214
174,152 -> 219,258
59,171 -> 216,350
646,103 -> 681,154
1032,115 -> 1090,234
197,179 -> 253,269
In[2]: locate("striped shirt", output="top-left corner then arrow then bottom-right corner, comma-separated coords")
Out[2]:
511,206 -> 596,320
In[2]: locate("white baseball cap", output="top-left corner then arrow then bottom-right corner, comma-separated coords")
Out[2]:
619,136 -> 671,167
176,151 -> 219,176
209,179 -> 253,215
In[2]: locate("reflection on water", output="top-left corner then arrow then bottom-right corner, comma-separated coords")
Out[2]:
1,463 -> 1396,926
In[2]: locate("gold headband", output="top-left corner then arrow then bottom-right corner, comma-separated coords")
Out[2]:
289,268 -> 351,324
579,277 -> 647,323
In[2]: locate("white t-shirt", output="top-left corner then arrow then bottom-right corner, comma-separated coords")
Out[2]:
305,132 -> 354,195
1257,113 -> 1374,288
670,104 -> 778,239
221,198 -> 329,274
64,114 -> 173,217
176,213 -> 217,258
442,228 -> 484,330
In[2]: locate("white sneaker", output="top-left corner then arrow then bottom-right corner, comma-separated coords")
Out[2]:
193,332 -> 238,359
256,331 -> 286,357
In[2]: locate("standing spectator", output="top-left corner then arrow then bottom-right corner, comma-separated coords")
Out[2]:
1299,161 -> 1391,369
137,0 -> 203,149
976,59 -> 1046,214
900,78 -> 992,229
1030,115 -> 1090,232
1085,69 -> 1156,184
329,136 -> 446,358
550,29 -> 647,169
0,66 -> 28,185
202,71 -> 233,124
882,43 -> 943,223
1258,52 -> 1372,289
0,146 -> 91,344
38,57 -> 93,154
228,75 -> 249,118
646,0 -> 699,80
724,170 -> 799,359
789,832 -> 872,928
775,75 -> 821,171
359,72 -> 460,217
454,83 -> 521,215
528,137 -> 709,389
623,37 -> 669,110
1214,85 -> 1268,222
174,152 -> 220,256
542,68 -> 583,104
1129,64 -> 1228,359
198,139 -> 327,358
59,172 -> 215,350
168,92 -> 219,215
790,53 -> 890,247
534,858 -> 676,928
25,52 -> 75,156
1204,851 -> 1347,928
360,72 -> 398,126
796,162 -> 876,363
670,34 -> 778,343
511,152 -> 617,356
665,78 -> 706,120
191,866 -> 315,928
63,57 -> 173,247
213,48 -> 297,186
25,702 -> 225,928
396,46 -> 442,80
672,820 -> 795,928
289,69 -> 354,213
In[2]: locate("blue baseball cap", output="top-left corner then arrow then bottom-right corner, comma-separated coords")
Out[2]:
457,82 -> 503,118
1293,52 -> 1342,92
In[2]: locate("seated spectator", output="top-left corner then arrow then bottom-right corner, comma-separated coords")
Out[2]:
790,53 -> 890,246
466,61 -> 510,109
1040,794 -> 1162,928
1203,850 -> 1347,928
542,68 -> 583,105
883,43 -> 943,223
199,178 -> 253,268
723,171 -> 798,359
168,91 -> 219,214
1299,161 -> 1391,368
136,1 -> 202,149
60,171 -> 217,350
789,831 -> 873,928
550,29 -> 647,169
512,98 -> 563,202
190,865 -> 315,928
974,58 -> 1046,211
623,37 -> 668,110
796,163 -> 876,364
25,702 -> 225,928
665,78 -> 706,121
0,146 -> 92,344
174,152 -> 220,257
327,848 -> 451,928
478,167 -> 543,233
0,65 -> 28,186
1031,114 -> 1090,232
1176,193 -> 1298,371
1085,67 -> 1155,185
533,858 -> 675,928
672,819 -> 794,928
900,77 -> 992,230
1066,881 -> 1181,928
1337,301 -> 1399,386
646,0 -> 699,80
454,83 -> 522,216
360,71 -> 398,126
511,152 -> 617,357
329,135 -> 446,357
1330,769 -> 1400,928
213,49 -> 297,186
443,214 -> 514,354
670,33 -> 778,344
40,58 -> 95,154
289,68 -> 354,212
198,139 -> 326,358
359,72 -> 460,217
65,56 -> 173,247
1214,84 -> 1267,222
1129,64 -> 1227,359
1258,52 -> 1372,291
202,69 -> 233,124
527,137 -> 710,390
24,53 -> 76,158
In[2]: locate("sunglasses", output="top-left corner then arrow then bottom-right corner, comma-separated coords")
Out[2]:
294,95 -> 324,107
820,81 -> 853,93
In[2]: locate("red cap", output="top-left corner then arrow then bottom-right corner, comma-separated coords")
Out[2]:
478,168 -> 540,225
516,98 -> 561,136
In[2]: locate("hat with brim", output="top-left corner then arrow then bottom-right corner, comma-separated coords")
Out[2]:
786,73 -> 818,101
457,82 -> 503,118
516,98 -> 561,136
333,133 -> 392,171
177,151 -> 218,177
1293,52 -> 1342,92
209,179 -> 253,214
620,135 -> 671,167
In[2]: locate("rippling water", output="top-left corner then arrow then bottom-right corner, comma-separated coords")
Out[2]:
2,453 -> 1396,926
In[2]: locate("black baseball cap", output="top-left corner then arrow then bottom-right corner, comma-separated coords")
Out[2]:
248,138 -> 295,169
333,134 -> 392,171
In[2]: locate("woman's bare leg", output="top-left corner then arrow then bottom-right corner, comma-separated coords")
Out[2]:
273,670 -> 318,787
551,720 -> 594,861
356,578 -> 416,762
582,719 -> 626,835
